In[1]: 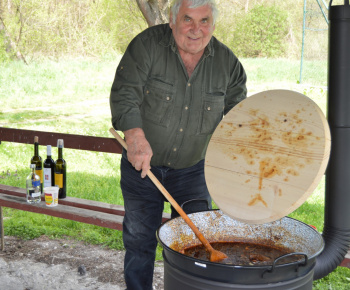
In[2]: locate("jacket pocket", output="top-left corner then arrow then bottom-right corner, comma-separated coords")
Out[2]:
141,78 -> 174,128
197,91 -> 225,135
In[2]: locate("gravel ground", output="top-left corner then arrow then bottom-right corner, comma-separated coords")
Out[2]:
0,236 -> 164,290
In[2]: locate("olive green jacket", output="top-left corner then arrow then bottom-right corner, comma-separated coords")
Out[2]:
110,24 -> 247,169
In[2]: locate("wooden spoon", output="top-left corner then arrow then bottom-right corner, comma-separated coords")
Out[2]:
109,128 -> 227,263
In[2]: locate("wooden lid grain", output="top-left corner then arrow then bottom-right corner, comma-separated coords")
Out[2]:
205,90 -> 331,224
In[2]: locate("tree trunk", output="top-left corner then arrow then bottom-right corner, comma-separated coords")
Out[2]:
135,0 -> 170,26
0,16 -> 27,64
245,0 -> 249,13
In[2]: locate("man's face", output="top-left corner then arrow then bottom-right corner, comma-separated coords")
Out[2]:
170,1 -> 215,56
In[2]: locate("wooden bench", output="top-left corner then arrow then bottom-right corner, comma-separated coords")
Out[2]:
1,127 -> 349,270
0,127 -> 170,250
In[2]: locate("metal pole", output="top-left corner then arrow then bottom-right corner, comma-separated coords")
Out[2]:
299,0 -> 307,84
314,0 -> 350,279
316,0 -> 329,24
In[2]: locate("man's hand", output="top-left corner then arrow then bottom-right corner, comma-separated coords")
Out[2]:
124,128 -> 153,178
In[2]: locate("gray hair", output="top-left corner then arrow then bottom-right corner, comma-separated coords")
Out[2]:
170,0 -> 219,25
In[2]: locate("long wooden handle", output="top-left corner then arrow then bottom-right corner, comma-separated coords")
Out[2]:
109,128 -> 214,251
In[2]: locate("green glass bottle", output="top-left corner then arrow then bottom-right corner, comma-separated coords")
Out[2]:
31,136 -> 43,193
54,139 -> 66,199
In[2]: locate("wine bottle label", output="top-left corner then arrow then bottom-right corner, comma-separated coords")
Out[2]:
32,180 -> 40,187
36,169 -> 43,183
44,168 -> 52,187
55,173 -> 63,188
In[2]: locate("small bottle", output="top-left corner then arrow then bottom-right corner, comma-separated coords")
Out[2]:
31,136 -> 43,193
26,164 -> 41,204
55,139 -> 66,199
44,145 -> 55,188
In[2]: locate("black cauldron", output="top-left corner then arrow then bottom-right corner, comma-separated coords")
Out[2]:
157,210 -> 324,289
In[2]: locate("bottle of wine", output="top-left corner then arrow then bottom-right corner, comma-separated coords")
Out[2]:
55,139 -> 66,199
26,164 -> 41,204
31,136 -> 43,193
44,145 -> 55,188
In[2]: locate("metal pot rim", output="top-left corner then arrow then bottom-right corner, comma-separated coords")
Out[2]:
157,210 -> 324,268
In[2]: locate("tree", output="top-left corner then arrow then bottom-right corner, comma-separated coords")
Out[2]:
0,0 -> 27,63
0,16 -> 27,63
135,0 -> 170,26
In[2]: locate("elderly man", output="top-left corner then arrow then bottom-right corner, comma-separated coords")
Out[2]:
110,0 -> 247,289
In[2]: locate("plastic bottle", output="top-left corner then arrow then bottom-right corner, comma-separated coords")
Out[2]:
26,164 -> 41,204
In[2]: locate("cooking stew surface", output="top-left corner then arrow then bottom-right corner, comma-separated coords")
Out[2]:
183,242 -> 300,266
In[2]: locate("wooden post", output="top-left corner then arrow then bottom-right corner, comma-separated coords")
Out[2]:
0,206 -> 4,251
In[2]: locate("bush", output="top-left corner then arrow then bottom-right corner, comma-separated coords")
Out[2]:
232,4 -> 289,58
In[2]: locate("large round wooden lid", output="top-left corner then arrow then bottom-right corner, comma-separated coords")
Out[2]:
205,90 -> 331,224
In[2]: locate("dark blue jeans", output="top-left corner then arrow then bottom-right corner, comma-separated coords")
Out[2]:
120,151 -> 211,290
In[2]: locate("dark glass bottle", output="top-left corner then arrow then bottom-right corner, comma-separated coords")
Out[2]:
31,136 -> 43,193
44,145 -> 55,188
54,139 -> 66,199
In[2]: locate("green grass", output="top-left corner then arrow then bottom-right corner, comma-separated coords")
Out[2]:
1,57 -> 349,286
241,58 -> 327,88
313,267 -> 350,290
